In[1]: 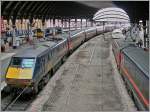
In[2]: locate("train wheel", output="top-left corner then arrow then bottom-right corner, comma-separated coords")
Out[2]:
61,58 -> 64,64
44,73 -> 50,85
3,85 -> 12,94
33,85 -> 38,95
38,80 -> 45,91
61,55 -> 66,64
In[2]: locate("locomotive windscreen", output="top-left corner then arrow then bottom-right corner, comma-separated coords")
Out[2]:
11,57 -> 35,68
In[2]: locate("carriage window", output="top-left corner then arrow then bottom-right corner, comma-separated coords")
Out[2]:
22,58 -> 35,68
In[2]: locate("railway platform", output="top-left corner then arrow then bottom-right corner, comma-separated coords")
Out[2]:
27,33 -> 136,112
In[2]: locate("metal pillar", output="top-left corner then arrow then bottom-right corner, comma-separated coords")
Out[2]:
144,20 -> 149,48
103,21 -> 105,31
69,18 -> 71,39
27,22 -> 30,40
20,19 -> 23,31
75,18 -> 77,30
11,17 -> 17,49
81,19 -> 82,29
53,18 -> 55,28
52,18 -> 56,36
61,18 -> 63,28
91,20 -> 93,27
65,19 -> 67,28
36,19 -> 38,28
86,19 -> 87,28
29,17 -> 35,47
42,19 -> 45,28
49,19 -> 51,27
103,21 -> 105,40
42,18 -> 45,38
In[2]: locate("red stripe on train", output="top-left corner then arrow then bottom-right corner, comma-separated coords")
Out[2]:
121,65 -> 149,107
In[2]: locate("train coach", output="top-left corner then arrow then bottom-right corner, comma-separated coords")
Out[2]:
85,27 -> 97,41
112,38 -> 149,111
68,30 -> 85,52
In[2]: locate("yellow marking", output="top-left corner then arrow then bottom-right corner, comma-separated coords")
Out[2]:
6,67 -> 19,78
6,67 -> 33,79
19,68 -> 32,79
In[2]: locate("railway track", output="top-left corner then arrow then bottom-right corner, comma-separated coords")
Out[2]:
1,87 -> 36,111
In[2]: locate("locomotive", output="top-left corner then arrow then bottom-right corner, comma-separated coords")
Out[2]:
32,28 -> 44,38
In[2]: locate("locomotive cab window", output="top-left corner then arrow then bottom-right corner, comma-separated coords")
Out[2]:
22,59 -> 35,68
11,57 -> 22,67
11,57 -> 35,68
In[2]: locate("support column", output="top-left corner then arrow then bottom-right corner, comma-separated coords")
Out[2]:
91,20 -> 93,27
144,20 -> 149,48
75,18 -> 77,30
61,18 -> 63,28
45,19 -> 47,28
69,18 -> 71,38
42,18 -> 45,29
42,18 -> 45,38
53,18 -> 55,28
69,18 -> 71,30
81,19 -> 82,29
103,21 -> 105,32
29,17 -> 33,44
11,17 -> 17,49
146,20 -> 149,48
53,18 -> 56,36
86,19 -> 87,28
64,19 -> 67,28
20,19 -> 23,32
49,19 -> 51,27
27,20 -> 30,39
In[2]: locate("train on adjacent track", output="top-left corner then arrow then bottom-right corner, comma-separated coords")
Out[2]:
5,25 -> 115,94
112,38 -> 149,111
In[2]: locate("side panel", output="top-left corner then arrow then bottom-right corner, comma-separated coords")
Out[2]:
120,52 -> 149,110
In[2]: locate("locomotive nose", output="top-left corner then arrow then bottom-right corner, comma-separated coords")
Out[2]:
5,67 -> 33,87
6,67 -> 33,79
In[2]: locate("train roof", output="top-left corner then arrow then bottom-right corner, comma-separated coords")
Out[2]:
123,46 -> 149,78
70,29 -> 83,36
85,27 -> 96,32
114,38 -> 135,49
13,41 -> 57,58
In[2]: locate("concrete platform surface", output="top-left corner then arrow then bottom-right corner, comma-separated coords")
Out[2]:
28,33 -> 136,112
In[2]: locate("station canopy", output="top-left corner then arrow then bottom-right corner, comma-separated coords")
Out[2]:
93,7 -> 130,23
1,1 -> 149,23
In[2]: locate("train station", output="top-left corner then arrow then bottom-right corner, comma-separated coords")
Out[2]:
1,1 -> 149,111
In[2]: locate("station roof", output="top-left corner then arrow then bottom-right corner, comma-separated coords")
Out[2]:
1,1 -> 149,23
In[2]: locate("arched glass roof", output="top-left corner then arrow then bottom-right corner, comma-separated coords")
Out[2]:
93,7 -> 130,22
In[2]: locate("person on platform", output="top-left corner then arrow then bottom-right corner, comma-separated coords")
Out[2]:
138,21 -> 144,48
131,23 -> 139,42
